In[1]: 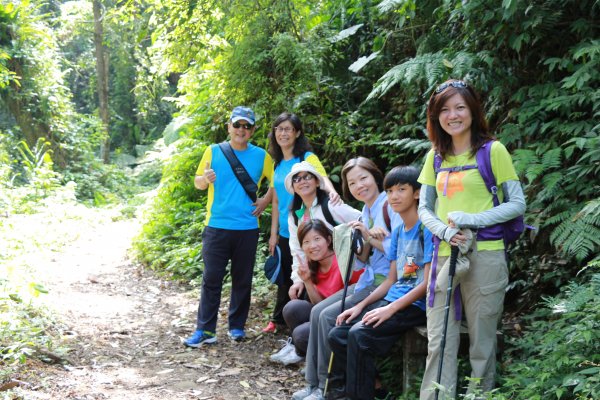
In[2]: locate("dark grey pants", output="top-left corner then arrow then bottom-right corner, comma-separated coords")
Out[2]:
282,299 -> 313,356
329,304 -> 426,399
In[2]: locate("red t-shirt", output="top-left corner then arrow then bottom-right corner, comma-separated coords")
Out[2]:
315,255 -> 364,299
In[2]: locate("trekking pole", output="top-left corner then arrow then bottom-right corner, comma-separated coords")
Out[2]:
434,245 -> 459,400
323,228 -> 362,397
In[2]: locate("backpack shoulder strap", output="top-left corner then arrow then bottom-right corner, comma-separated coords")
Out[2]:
218,141 -> 258,202
419,222 -> 425,251
476,140 -> 500,206
433,152 -> 443,173
382,200 -> 391,232
320,193 -> 338,227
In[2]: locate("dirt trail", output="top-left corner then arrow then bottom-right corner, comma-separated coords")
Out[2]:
13,211 -> 303,400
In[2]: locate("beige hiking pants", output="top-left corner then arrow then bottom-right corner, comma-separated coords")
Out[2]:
420,245 -> 508,399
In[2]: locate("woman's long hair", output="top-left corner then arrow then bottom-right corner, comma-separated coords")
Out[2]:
340,157 -> 383,201
426,79 -> 495,159
268,112 -> 313,167
297,219 -> 334,283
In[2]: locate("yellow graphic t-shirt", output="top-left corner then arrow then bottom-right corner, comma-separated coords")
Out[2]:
418,141 -> 518,256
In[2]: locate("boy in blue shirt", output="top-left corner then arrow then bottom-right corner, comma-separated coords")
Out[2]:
328,166 -> 433,399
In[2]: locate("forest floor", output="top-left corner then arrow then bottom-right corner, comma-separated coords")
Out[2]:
6,206 -> 304,400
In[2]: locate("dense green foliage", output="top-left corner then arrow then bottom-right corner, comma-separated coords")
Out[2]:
0,0 -> 173,203
130,0 -> 598,395
1,0 -> 599,395
497,266 -> 600,400
133,0 -> 599,303
134,139 -> 207,279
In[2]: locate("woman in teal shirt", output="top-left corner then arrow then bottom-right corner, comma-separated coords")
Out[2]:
264,112 -> 340,333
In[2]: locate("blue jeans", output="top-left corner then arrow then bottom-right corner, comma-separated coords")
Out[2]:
196,226 -> 259,333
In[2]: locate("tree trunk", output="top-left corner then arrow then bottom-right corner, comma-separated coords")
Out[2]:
93,0 -> 110,164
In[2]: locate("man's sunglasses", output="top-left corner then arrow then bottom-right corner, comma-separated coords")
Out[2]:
232,121 -> 254,130
434,80 -> 467,94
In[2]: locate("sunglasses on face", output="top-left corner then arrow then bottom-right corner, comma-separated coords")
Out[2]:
434,80 -> 467,94
292,173 -> 315,184
232,121 -> 254,130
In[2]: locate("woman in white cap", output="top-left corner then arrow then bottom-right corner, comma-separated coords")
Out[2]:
263,112 -> 341,334
285,161 -> 361,300
268,161 -> 360,365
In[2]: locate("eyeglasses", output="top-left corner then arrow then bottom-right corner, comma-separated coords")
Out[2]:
434,80 -> 467,94
275,126 -> 295,134
232,121 -> 254,130
292,174 -> 315,184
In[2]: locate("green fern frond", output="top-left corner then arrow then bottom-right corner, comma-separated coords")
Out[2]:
544,210 -> 575,227
376,138 -> 431,155
366,50 -> 485,101
571,39 -> 600,61
576,198 -> 600,225
366,52 -> 446,100
512,149 -> 539,176
540,147 -> 562,170
550,205 -> 600,262
524,163 -> 544,183
540,172 -> 563,193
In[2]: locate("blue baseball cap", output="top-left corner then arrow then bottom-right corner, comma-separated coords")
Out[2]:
263,245 -> 282,285
230,106 -> 256,125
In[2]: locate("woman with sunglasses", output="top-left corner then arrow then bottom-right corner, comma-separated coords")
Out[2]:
417,79 -> 525,399
269,219 -> 362,366
268,161 -> 361,366
285,162 -> 361,299
293,157 -> 401,400
263,112 -> 341,334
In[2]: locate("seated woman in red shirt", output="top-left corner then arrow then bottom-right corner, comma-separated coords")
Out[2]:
270,219 -> 362,365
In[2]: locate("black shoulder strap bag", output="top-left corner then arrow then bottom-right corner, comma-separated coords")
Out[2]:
218,141 -> 258,203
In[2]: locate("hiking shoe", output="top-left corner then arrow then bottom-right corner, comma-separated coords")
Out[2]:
374,387 -> 393,400
279,347 -> 304,366
270,337 -> 294,362
227,328 -> 246,341
304,388 -> 324,400
183,330 -> 216,348
262,321 -> 277,333
292,385 -> 317,400
325,385 -> 347,400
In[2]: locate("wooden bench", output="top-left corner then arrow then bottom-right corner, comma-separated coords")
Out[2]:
400,324 -> 504,393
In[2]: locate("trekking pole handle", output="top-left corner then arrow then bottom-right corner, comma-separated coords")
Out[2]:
448,245 -> 459,276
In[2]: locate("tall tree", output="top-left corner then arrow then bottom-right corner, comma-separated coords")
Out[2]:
93,0 -> 110,163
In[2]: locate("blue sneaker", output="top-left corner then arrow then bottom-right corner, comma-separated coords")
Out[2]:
183,330 -> 217,348
227,328 -> 246,341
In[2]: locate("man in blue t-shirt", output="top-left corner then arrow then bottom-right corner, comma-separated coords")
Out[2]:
184,106 -> 273,347
328,165 -> 433,400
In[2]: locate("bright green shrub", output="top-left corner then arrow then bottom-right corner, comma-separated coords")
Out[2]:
497,268 -> 600,400
132,138 -> 207,280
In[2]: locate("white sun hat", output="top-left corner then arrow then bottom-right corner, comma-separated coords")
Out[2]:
284,161 -> 325,194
